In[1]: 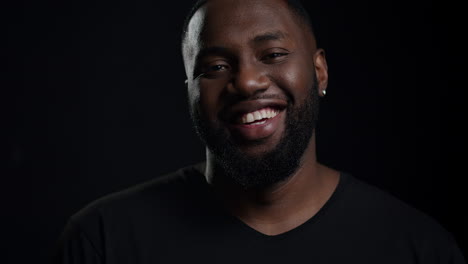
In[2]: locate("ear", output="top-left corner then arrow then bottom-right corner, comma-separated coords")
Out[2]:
314,49 -> 328,97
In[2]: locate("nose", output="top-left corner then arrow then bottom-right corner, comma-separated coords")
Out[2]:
229,64 -> 270,97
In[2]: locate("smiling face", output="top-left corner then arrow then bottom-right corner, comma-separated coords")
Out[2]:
183,0 -> 328,188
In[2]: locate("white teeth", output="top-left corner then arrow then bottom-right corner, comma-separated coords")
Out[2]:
240,108 -> 279,124
253,111 -> 262,120
246,113 -> 254,123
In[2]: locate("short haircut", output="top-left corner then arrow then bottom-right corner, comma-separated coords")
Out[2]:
180,0 -> 315,46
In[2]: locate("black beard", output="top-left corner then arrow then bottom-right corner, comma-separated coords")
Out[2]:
190,77 -> 320,190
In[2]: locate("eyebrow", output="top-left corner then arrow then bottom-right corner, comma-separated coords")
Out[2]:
196,46 -> 233,61
194,31 -> 288,61
251,30 -> 287,43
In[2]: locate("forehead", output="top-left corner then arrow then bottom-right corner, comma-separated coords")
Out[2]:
185,0 -> 308,50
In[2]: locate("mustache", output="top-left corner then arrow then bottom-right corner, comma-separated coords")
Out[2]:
224,93 -> 291,108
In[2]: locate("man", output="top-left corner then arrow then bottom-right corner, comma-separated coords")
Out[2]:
54,0 -> 466,263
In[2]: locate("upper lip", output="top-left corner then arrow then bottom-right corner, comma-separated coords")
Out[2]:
221,99 -> 288,123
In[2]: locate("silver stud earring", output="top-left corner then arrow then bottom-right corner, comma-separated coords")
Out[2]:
184,79 -> 188,85
322,90 -> 327,96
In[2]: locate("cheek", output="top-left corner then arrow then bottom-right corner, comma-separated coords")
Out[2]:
271,60 -> 314,104
187,84 -> 201,118
197,80 -> 225,121
187,84 -> 199,106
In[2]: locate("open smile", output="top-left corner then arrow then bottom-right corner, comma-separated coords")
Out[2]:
226,107 -> 285,141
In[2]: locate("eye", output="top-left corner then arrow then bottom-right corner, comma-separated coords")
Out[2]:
208,64 -> 229,72
261,51 -> 289,63
196,62 -> 231,79
265,53 -> 287,59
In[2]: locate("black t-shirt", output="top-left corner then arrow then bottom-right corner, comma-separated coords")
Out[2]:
54,163 -> 466,263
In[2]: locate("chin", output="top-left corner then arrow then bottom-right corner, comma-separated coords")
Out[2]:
235,139 -> 279,158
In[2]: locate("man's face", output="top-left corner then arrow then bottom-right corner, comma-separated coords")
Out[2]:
183,0 -> 327,188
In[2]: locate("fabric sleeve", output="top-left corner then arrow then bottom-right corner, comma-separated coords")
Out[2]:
418,228 -> 467,264
447,235 -> 466,264
52,219 -> 103,264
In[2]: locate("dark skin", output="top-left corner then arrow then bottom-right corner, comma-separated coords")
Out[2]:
183,0 -> 340,236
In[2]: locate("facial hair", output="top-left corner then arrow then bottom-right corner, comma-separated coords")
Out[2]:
190,76 -> 320,190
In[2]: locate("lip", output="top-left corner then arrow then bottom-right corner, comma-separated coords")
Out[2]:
222,98 -> 288,123
226,109 -> 285,141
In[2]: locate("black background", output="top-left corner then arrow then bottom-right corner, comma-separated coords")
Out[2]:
6,0 -> 466,263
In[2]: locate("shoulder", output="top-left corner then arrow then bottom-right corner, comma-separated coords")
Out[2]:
341,174 -> 445,233
69,162 -> 207,234
54,162 -> 210,263
343,174 -> 441,230
339,173 -> 465,262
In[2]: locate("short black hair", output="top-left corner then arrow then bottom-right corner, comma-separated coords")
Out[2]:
181,0 -> 315,45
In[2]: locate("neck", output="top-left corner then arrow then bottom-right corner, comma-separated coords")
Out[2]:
203,135 -> 340,235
